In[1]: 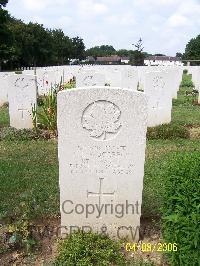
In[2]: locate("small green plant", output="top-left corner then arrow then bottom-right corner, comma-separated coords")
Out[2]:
33,87 -> 58,135
5,192 -> 38,252
162,152 -> 200,266
32,103 -> 37,130
62,78 -> 76,89
147,123 -> 190,140
54,232 -> 127,266
32,80 -> 75,136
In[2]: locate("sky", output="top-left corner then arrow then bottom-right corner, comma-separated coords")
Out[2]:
6,0 -> 200,56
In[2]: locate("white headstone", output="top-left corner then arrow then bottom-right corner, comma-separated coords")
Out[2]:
144,71 -> 172,127
0,72 -> 10,106
76,71 -> 105,87
58,87 -> 147,241
121,68 -> 138,90
8,74 -> 37,129
105,70 -> 121,87
36,70 -> 57,95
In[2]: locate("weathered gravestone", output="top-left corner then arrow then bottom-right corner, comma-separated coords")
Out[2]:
36,70 -> 58,95
58,87 -> 148,241
121,68 -> 138,90
0,72 -> 10,106
105,70 -> 122,87
165,68 -> 179,99
8,74 -> 37,129
76,71 -> 105,88
144,71 -> 172,127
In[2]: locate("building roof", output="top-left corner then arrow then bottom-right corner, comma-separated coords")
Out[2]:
145,56 -> 181,61
96,55 -> 121,62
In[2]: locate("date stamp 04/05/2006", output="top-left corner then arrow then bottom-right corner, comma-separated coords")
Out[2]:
125,243 -> 178,253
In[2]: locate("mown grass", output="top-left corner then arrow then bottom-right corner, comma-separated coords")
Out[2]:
0,140 -> 59,220
0,104 -> 9,128
172,74 -> 200,126
172,87 -> 200,126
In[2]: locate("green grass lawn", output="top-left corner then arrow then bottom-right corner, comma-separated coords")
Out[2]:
0,140 -> 59,220
172,74 -> 200,126
172,88 -> 200,126
0,105 -> 9,128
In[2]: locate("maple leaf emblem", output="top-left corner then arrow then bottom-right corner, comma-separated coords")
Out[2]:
82,100 -> 122,140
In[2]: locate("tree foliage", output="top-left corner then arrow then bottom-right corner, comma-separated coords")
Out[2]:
130,38 -> 145,66
0,2 -> 85,70
0,0 -> 14,70
133,38 -> 144,52
183,35 -> 200,65
86,45 -> 116,58
0,0 -> 8,8
176,52 -> 182,58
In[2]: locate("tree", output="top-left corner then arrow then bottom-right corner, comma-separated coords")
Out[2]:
51,29 -> 72,65
0,0 -> 87,69
117,49 -> 131,57
0,0 -> 8,7
130,38 -> 145,66
0,0 -> 15,70
71,37 -> 85,60
133,38 -> 144,52
86,45 -> 116,58
9,21 -> 53,67
183,35 -> 200,65
176,52 -> 182,58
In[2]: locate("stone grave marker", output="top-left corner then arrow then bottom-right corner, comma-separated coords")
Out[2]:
57,87 -> 148,241
8,74 -> 37,129
144,71 -> 172,127
105,70 -> 121,87
0,72 -> 10,106
121,68 -> 138,90
36,70 -> 57,95
76,71 -> 105,87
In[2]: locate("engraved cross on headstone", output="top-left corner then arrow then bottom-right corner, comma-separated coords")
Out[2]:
18,107 -> 28,120
87,178 -> 115,208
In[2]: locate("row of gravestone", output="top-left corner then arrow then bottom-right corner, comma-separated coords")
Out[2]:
0,66 -> 184,129
0,65 -> 195,241
75,66 -> 183,127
